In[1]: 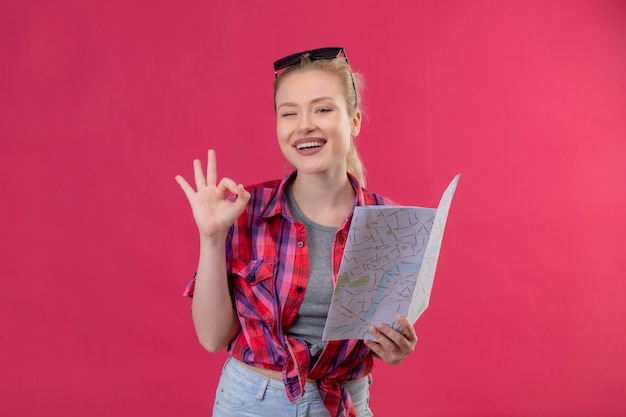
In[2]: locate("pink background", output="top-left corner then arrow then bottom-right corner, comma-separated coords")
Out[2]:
2,1 -> 625,416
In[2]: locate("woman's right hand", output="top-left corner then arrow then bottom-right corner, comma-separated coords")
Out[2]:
175,149 -> 250,240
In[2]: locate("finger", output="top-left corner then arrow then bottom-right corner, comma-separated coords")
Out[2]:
373,321 -> 415,355
368,324 -> 398,353
396,315 -> 418,343
193,159 -> 206,189
216,177 -> 240,195
365,335 -> 401,366
206,149 -> 217,186
379,318 -> 417,356
175,175 -> 195,197
363,339 -> 383,359
366,328 -> 407,365
363,338 -> 383,356
232,184 -> 251,209
372,323 -> 402,344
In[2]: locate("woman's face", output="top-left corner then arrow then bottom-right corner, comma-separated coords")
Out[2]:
274,69 -> 361,178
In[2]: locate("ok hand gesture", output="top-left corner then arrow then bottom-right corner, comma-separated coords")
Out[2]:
175,149 -> 250,240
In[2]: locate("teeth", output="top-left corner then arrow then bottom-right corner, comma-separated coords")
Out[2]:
296,141 -> 323,149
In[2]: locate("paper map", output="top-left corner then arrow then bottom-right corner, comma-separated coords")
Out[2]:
321,174 -> 460,341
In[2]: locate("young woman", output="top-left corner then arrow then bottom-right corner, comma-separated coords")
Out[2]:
175,47 -> 418,417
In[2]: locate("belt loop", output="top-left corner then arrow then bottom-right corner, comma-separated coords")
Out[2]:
256,377 -> 269,401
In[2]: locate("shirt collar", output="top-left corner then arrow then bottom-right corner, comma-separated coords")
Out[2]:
260,171 -> 367,219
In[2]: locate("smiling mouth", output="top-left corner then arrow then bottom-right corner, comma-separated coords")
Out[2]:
295,140 -> 325,150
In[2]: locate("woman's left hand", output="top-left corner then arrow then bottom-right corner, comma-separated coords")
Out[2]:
363,315 -> 418,365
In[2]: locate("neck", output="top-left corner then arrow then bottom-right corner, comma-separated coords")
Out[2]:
291,171 -> 356,227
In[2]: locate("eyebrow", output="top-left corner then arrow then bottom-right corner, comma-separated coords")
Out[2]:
276,96 -> 337,110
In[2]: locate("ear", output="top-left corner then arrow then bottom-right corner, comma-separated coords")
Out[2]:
351,110 -> 362,138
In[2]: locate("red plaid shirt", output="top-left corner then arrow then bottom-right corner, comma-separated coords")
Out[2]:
185,172 -> 393,416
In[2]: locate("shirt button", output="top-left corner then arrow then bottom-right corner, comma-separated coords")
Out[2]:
296,286 -> 303,293
297,241 -> 304,248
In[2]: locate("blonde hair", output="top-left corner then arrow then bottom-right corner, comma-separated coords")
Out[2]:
273,56 -> 367,185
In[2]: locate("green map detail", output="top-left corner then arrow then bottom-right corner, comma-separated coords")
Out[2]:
337,273 -> 371,288
348,275 -> 371,288
336,273 -> 351,287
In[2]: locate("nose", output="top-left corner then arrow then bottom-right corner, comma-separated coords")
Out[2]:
297,113 -> 315,133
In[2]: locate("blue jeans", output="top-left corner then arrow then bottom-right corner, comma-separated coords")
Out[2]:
212,356 -> 373,417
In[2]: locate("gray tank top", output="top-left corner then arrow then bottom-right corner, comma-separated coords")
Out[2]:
286,183 -> 337,360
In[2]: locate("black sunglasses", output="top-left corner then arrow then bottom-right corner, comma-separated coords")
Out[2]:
273,47 -> 358,106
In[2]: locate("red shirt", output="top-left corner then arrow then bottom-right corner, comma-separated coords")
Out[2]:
185,172 -> 393,416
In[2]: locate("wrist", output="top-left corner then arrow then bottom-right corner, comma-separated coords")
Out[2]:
199,232 -> 228,247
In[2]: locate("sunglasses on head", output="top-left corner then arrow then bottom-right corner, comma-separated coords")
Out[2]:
272,47 -> 358,106
273,47 -> 349,75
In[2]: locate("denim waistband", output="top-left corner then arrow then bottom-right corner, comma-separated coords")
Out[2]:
222,356 -> 320,400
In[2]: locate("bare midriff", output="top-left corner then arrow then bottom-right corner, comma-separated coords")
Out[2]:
234,358 -> 317,383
